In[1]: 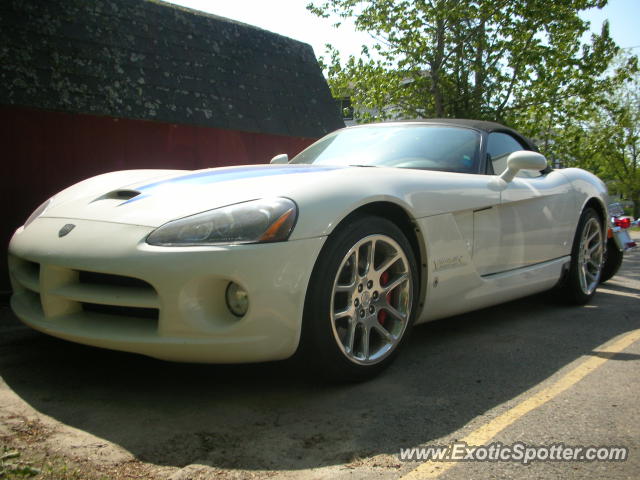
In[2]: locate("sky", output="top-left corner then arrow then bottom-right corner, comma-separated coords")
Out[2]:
159,0 -> 640,61
159,0 -> 370,60
580,0 -> 640,51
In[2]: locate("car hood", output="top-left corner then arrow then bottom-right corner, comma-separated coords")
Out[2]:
39,165 -> 349,227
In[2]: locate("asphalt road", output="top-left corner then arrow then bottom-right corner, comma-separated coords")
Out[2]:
1,236 -> 638,479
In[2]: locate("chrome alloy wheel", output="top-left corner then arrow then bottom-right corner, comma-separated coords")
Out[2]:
577,217 -> 603,295
330,234 -> 413,365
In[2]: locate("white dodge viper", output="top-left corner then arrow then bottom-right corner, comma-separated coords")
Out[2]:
8,119 -> 609,380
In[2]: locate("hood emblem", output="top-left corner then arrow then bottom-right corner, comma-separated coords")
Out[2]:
58,224 -> 76,237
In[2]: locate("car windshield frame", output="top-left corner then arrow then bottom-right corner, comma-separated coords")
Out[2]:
290,124 -> 482,174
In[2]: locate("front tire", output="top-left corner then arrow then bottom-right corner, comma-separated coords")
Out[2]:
559,208 -> 604,304
299,215 -> 419,381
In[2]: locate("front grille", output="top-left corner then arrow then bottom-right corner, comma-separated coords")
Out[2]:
82,302 -> 159,320
9,257 -> 40,293
9,256 -> 159,329
78,270 -> 152,289
21,259 -> 40,280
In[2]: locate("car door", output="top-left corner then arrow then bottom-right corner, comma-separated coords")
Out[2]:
485,132 -> 575,274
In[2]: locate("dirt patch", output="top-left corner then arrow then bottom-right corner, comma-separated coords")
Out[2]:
1,415 -> 53,445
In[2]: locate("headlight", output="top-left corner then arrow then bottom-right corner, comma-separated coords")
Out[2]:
146,198 -> 298,246
24,198 -> 52,228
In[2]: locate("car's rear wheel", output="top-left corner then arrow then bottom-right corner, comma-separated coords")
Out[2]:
300,215 -> 418,381
600,237 -> 623,283
559,208 -> 604,304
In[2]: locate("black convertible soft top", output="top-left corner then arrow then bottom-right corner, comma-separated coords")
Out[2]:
391,118 -> 540,152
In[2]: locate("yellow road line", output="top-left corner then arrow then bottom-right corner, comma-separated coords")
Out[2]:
400,328 -> 640,480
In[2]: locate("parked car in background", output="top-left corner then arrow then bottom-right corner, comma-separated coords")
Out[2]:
601,203 -> 638,283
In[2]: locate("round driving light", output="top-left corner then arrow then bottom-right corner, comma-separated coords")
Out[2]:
226,282 -> 249,317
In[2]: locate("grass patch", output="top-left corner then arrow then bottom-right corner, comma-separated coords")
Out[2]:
1,447 -> 40,479
0,445 -> 111,480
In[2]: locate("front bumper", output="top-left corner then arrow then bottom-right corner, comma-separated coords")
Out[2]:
8,217 -> 325,362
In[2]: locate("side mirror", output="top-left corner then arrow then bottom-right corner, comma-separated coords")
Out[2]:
270,153 -> 289,165
499,151 -> 547,183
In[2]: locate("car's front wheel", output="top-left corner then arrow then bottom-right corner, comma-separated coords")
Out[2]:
300,215 -> 418,381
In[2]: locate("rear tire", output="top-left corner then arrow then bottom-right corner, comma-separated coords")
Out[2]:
558,208 -> 604,304
299,215 -> 419,382
600,238 -> 623,283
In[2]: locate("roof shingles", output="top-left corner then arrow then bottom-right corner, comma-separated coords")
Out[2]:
0,0 -> 344,138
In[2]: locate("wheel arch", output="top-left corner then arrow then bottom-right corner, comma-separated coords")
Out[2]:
583,197 -> 607,230
296,201 -> 428,377
554,196 -> 608,293
323,201 -> 428,313
556,199 -> 607,303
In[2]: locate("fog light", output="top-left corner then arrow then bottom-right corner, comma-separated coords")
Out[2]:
226,282 -> 249,317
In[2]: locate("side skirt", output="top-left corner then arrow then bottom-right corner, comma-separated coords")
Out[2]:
418,256 -> 571,324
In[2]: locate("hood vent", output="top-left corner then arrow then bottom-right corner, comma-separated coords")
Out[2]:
93,190 -> 142,202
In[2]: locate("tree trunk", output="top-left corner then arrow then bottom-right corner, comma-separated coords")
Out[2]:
430,16 -> 446,117
473,19 -> 486,117
632,190 -> 640,219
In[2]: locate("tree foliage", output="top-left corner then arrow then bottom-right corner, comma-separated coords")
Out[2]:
308,0 -> 622,122
551,59 -> 640,216
308,0 -> 640,212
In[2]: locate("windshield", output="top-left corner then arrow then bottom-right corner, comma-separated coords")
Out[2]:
291,124 -> 481,173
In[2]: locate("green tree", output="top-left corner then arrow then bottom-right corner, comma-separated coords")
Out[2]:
597,100 -> 640,217
553,60 -> 640,216
308,0 -> 620,124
